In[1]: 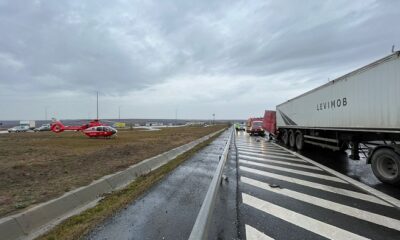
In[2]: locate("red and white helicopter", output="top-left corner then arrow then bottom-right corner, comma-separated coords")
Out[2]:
51,119 -> 117,138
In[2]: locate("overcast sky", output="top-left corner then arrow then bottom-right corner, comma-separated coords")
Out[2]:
0,0 -> 399,120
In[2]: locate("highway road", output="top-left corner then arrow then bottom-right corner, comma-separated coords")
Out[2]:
296,142 -> 400,199
86,130 -> 400,240
235,131 -> 400,239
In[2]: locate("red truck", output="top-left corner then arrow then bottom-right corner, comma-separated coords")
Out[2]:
246,117 -> 265,136
262,110 -> 277,137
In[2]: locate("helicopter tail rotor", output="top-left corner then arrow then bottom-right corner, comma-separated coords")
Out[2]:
51,121 -> 65,133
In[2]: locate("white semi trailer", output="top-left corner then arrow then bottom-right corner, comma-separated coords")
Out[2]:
276,51 -> 400,184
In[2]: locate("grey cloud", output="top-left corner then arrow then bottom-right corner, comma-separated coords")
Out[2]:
0,0 -> 399,119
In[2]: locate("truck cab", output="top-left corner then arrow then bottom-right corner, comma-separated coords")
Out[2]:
249,121 -> 265,136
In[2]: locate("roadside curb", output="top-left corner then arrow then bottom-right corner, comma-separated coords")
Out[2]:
272,142 -> 400,209
0,128 -> 225,240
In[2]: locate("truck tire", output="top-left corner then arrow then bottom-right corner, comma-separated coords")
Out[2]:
371,148 -> 400,185
339,141 -> 349,152
289,130 -> 296,148
295,131 -> 304,150
282,129 -> 289,146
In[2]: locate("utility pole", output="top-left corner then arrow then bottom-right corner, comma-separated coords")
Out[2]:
175,107 -> 178,125
96,91 -> 99,120
118,106 -> 121,120
212,113 -> 215,125
45,106 -> 49,121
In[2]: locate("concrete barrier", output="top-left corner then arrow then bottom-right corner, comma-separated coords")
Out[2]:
71,179 -> 113,205
0,217 -> 23,240
14,193 -> 82,235
0,128 -> 225,240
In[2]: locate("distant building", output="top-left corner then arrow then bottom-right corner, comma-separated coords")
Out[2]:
186,121 -> 205,125
146,122 -> 164,126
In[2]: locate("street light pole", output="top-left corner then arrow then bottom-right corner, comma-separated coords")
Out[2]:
118,106 -> 121,120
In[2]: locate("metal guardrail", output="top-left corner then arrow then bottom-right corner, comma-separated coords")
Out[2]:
188,127 -> 233,240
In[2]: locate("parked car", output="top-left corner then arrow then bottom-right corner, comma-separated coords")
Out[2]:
34,124 -> 51,132
235,123 -> 246,131
8,125 -> 30,133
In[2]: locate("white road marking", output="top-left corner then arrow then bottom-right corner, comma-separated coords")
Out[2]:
239,155 -> 321,171
238,149 -> 290,157
241,177 -> 400,231
237,145 -> 286,152
239,166 -> 392,207
238,153 -> 306,163
242,193 -> 369,240
235,142 -> 277,147
245,224 -> 275,240
272,142 -> 400,208
238,147 -> 295,157
238,151 -> 300,161
261,151 -> 296,157
239,160 -> 347,183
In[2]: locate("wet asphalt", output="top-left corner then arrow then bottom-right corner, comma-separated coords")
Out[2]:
235,131 -> 400,239
279,140 -> 400,200
86,130 -> 236,240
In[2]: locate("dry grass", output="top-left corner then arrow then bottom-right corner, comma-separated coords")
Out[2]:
0,125 -> 226,217
35,132 -> 222,240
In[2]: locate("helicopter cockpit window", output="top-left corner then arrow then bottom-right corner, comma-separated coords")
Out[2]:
97,127 -> 103,131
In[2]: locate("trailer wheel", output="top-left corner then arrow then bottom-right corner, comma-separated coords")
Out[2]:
339,141 -> 349,152
371,148 -> 400,185
289,130 -> 296,148
295,131 -> 304,150
282,129 -> 289,146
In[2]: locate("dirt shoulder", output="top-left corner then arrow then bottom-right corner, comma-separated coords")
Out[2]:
0,125 -> 226,217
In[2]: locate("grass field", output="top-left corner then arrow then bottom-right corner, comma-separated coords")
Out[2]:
0,125 -> 226,217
